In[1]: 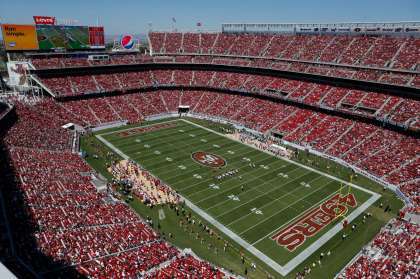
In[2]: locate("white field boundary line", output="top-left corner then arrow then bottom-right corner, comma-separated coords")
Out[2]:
97,119 -> 381,276
98,120 -> 223,175
251,187 -> 340,246
180,119 -> 379,197
189,159 -> 289,203
282,193 -> 380,274
118,127 -> 225,152
180,119 -> 382,272
98,119 -> 180,137
142,144 -> 259,179
207,166 -> 305,213
127,129 -> 271,191
192,159 -> 300,204
229,175 -> 326,229
140,128 -> 305,206
106,122 -> 264,184
132,146 -> 266,193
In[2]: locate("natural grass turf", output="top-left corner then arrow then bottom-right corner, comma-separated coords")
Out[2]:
81,117 -> 404,278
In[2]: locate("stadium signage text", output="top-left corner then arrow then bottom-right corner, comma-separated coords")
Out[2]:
3,26 -> 25,37
1,24 -> 39,50
192,151 -> 226,168
33,16 -> 56,25
271,193 -> 357,251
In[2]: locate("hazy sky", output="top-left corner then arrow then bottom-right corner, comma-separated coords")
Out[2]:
0,0 -> 419,35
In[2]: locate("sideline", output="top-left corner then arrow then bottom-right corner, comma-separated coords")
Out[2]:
96,119 -> 380,276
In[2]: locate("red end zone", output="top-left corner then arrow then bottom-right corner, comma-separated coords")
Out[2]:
271,193 -> 357,252
117,122 -> 177,137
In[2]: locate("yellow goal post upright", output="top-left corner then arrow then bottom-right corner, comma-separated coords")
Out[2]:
334,175 -> 353,218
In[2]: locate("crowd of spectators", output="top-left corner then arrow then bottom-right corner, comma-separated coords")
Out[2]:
0,99 -> 228,278
28,33 -> 419,90
2,41 -> 419,277
342,216 -> 419,279
145,255 -> 227,279
56,90 -> 419,194
39,69 -> 420,130
148,32 -> 419,71
32,54 -> 417,88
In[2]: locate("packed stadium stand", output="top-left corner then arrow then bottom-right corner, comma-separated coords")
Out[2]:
1,23 -> 419,278
0,99 -> 232,278
37,70 -> 420,131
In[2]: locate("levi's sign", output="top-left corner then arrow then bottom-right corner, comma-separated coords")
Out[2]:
33,16 -> 56,25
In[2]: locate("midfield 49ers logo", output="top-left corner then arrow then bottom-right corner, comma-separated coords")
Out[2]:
192,151 -> 226,168
271,193 -> 357,252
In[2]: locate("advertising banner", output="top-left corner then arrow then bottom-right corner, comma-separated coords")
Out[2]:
88,26 -> 105,48
1,24 -> 39,50
33,16 -> 56,25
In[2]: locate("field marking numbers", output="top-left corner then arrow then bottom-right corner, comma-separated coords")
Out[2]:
207,167 -> 305,214
193,174 -> 202,179
227,194 -> 240,201
96,119 -> 381,276
209,183 -> 220,190
251,208 -> 263,215
227,175 -> 325,228
278,172 -> 289,178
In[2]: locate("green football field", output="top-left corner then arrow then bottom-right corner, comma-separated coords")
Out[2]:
97,118 -> 379,276
36,26 -> 89,50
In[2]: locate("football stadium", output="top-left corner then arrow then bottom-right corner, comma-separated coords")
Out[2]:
0,1 -> 418,278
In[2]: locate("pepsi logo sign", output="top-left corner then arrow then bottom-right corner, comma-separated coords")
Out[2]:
120,34 -> 135,49
192,151 -> 226,168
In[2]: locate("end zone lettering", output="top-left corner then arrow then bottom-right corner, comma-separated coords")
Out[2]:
271,193 -> 357,251
117,123 -> 177,137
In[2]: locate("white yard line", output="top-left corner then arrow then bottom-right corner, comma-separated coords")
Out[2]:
180,119 -> 379,197
209,167 -> 306,214
228,175 -> 325,228
149,145 -> 258,179
169,152 -> 271,192
97,119 -> 381,277
251,188 -> 339,246
192,159 -> 291,204
281,193 -> 380,274
99,119 -> 179,137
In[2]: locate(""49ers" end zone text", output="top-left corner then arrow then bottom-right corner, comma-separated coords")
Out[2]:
271,193 -> 357,252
